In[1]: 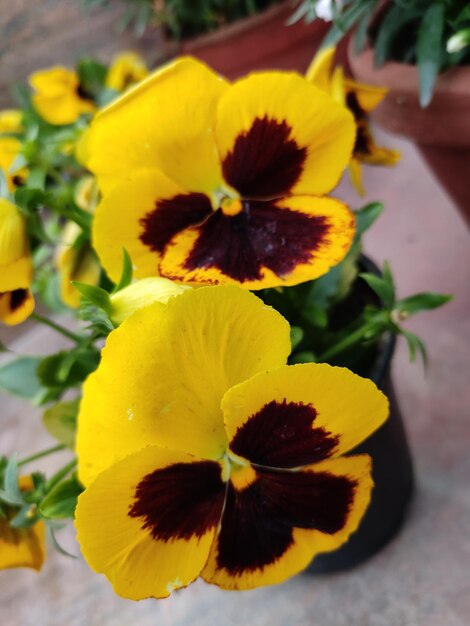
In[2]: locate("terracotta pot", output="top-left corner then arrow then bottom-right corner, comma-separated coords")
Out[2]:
306,256 -> 414,573
348,40 -> 470,226
165,2 -> 329,79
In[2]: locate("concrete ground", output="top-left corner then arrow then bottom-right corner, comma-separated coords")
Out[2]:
0,127 -> 469,625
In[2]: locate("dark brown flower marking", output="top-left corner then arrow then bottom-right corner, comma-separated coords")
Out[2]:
230,399 -> 339,468
346,92 -> 372,157
129,461 -> 225,541
9,289 -> 28,312
183,200 -> 330,282
215,468 -> 356,574
140,192 -> 212,254
222,116 -> 307,198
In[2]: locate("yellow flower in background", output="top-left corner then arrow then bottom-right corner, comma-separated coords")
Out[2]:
109,277 -> 188,325
0,110 -> 27,191
87,57 -> 356,289
306,47 -> 400,195
29,66 -> 96,126
0,198 -> 34,325
76,286 -> 388,599
74,175 -> 99,213
106,52 -> 149,92
0,476 -> 46,571
56,221 -> 101,309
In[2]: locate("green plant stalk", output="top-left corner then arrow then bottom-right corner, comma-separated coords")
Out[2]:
30,313 -> 84,343
317,323 -> 371,362
18,444 -> 66,467
45,459 -> 77,493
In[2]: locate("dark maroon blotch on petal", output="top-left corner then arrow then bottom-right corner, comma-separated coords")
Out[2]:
230,399 -> 339,468
129,461 -> 225,541
9,289 -> 28,312
215,469 -> 356,574
183,201 -> 330,282
140,192 -> 212,254
222,116 -> 307,198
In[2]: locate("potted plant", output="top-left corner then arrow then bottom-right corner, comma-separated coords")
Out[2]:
299,0 -> 470,224
0,51 -> 450,593
82,0 -> 330,77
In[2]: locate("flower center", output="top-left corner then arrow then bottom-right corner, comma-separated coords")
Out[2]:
221,451 -> 257,491
220,197 -> 244,217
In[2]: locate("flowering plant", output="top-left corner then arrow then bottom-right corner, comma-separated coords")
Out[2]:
0,49 -> 450,597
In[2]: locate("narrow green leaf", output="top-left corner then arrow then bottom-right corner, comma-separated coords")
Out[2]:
40,474 -> 83,519
290,350 -> 317,365
397,292 -> 452,316
73,282 -> 111,312
3,456 -> 23,506
290,326 -> 304,350
417,4 -> 445,107
359,273 -> 395,310
354,202 -> 384,237
113,249 -> 134,293
0,357 -> 43,399
401,329 -> 428,368
10,505 -> 37,529
42,399 -> 79,449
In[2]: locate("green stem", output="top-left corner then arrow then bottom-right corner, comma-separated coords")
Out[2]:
317,324 -> 370,362
30,313 -> 84,343
18,444 -> 66,467
45,459 -> 77,493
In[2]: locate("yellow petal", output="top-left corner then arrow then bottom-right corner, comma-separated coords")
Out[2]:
0,110 -> 23,133
159,195 -> 354,289
344,78 -> 388,112
77,285 -> 290,486
224,363 -> 389,464
348,158 -> 365,196
76,446 -> 226,600
305,46 -> 335,92
0,288 -> 35,325
0,198 -> 28,266
74,175 -> 99,213
215,71 -> 355,198
92,169 -> 210,283
106,52 -> 149,92
109,277 -> 189,325
202,454 -> 373,590
359,145 -> 401,167
87,57 -> 229,195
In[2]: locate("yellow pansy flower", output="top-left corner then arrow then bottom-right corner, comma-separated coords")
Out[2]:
29,66 -> 96,126
87,57 -> 356,290
56,221 -> 101,309
106,52 -> 149,92
0,198 -> 34,325
74,175 -> 99,213
109,277 -> 188,325
0,110 -> 27,191
76,286 -> 388,599
0,476 -> 46,571
306,47 -> 400,195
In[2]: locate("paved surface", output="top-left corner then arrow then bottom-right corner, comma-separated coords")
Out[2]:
1,127 -> 469,625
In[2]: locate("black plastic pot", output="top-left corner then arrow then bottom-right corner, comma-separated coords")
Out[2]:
305,258 -> 414,573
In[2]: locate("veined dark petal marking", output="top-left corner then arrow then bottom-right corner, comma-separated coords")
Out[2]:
140,192 -> 212,254
8,289 -> 29,312
183,201 -> 330,282
222,116 -> 307,198
230,399 -> 339,468
129,461 -> 226,541
216,469 -> 357,574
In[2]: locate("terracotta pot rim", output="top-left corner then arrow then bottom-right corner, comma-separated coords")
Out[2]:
348,38 -> 470,98
178,1 -> 293,49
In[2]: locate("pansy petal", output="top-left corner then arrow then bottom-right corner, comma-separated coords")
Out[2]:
0,289 -> 34,325
344,78 -> 388,112
92,169 -> 212,283
160,196 -> 354,289
0,518 -> 45,571
305,46 -> 335,91
87,57 -> 229,195
224,363 -> 388,467
202,454 -> 372,590
215,72 -> 355,197
76,446 -> 226,600
77,286 -> 290,486
0,198 -> 28,267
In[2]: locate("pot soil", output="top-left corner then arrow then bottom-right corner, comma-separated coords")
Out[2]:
306,256 -> 414,573
165,2 -> 329,80
348,40 -> 470,227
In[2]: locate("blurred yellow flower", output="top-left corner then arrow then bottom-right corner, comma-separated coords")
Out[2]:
29,66 -> 96,126
306,47 -> 400,195
0,110 -> 27,191
106,52 -> 149,92
74,175 -> 99,213
0,198 -> 34,325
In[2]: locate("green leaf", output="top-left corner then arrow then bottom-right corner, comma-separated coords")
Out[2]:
360,272 -> 395,310
1,456 -> 23,506
396,292 -> 452,316
0,169 -> 9,198
77,59 -> 107,98
290,326 -> 304,350
417,4 -> 445,107
374,4 -> 418,66
354,202 -> 384,237
73,282 -> 111,312
289,350 -> 316,365
301,304 -> 328,328
43,399 -> 79,449
113,249 -> 134,293
40,474 -> 83,520
0,357 -> 43,399
37,349 -> 100,389
10,505 -> 37,529
401,329 -> 428,367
